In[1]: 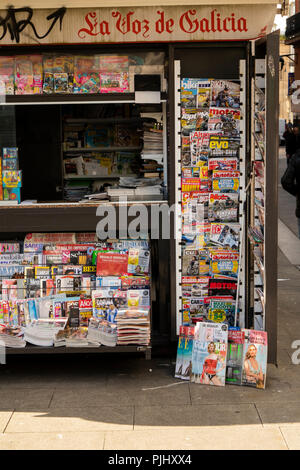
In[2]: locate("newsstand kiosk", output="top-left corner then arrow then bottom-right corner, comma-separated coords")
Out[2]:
0,3 -> 279,363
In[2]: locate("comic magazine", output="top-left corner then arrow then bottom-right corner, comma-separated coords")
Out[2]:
210,80 -> 240,108
191,322 -> 228,386
208,298 -> 236,327
208,135 -> 240,159
242,329 -> 267,389
0,157 -> 2,201
226,328 -> 245,385
14,55 -> 34,95
74,56 -> 100,94
99,55 -> 129,72
99,72 -> 129,93
181,326 -> 195,381
210,223 -> 240,250
210,251 -> 239,280
0,56 -> 14,95
54,73 -> 69,93
208,193 -> 239,223
212,170 -> 240,193
181,78 -> 209,109
208,107 -> 240,136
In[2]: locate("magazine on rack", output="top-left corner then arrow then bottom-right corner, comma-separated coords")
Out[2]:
208,108 -> 240,137
226,328 -> 245,385
182,296 -> 210,323
210,80 -> 240,108
191,321 -> 228,386
208,135 -> 240,159
182,192 -> 209,233
208,193 -> 239,223
181,78 -> 210,109
209,278 -> 237,299
190,130 -> 220,167
207,298 -> 236,327
210,250 -> 239,280
182,275 -> 209,296
242,329 -> 267,389
210,223 -> 240,250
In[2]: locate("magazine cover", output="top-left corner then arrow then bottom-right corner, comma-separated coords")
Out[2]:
208,157 -> 238,171
212,170 -> 240,193
15,55 -> 34,95
182,249 -> 200,276
208,278 -> 237,299
181,276 -> 210,298
182,296 -> 210,323
208,193 -> 239,223
242,329 -> 267,389
99,55 -> 129,72
127,248 -> 150,275
182,192 -> 209,233
73,56 -> 100,93
208,107 -> 240,136
226,328 -> 245,385
208,298 -> 236,326
175,326 -> 186,379
181,78 -> 209,108
196,80 -> 211,109
181,108 -> 197,135
181,326 -> 195,381
210,223 -> 240,250
0,242 -> 20,254
210,80 -> 240,108
191,321 -> 228,386
208,135 -> 240,159
99,72 -> 129,93
0,56 -> 14,95
181,136 -> 191,167
210,251 -> 239,280
190,130 -> 219,167
96,251 -> 128,276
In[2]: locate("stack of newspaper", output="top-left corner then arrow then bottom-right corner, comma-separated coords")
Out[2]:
87,318 -> 117,347
23,318 -> 68,347
0,325 -> 26,348
116,307 -> 150,345
141,125 -> 163,163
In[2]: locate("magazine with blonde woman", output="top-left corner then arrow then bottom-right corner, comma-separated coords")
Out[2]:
242,329 -> 268,389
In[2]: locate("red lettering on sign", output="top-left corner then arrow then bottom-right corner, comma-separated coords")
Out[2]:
179,9 -> 198,34
78,11 -> 110,38
155,11 -> 174,34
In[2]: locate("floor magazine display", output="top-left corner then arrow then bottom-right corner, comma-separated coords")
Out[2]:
0,233 -> 151,353
174,76 -> 268,389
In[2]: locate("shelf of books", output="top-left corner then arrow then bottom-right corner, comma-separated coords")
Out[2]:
173,59 -> 268,389
0,233 -> 152,357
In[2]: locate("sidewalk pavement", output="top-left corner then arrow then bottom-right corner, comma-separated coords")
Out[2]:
0,150 -> 299,450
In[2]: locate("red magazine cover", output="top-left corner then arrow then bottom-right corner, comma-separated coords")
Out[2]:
97,251 -> 128,276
